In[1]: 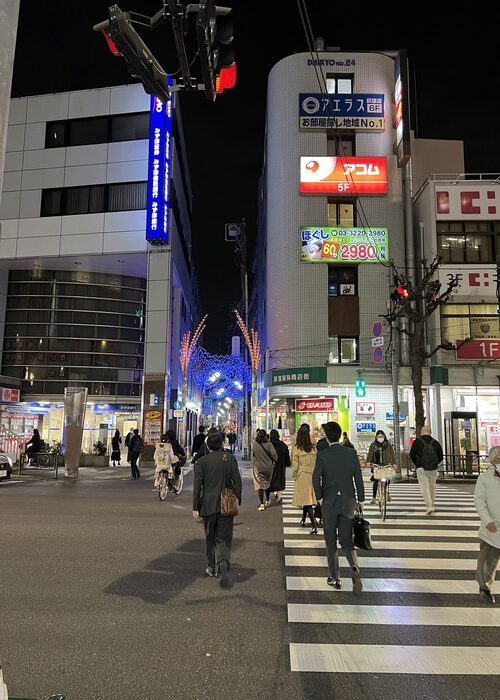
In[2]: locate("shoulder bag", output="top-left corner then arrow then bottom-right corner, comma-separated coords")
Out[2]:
220,452 -> 239,517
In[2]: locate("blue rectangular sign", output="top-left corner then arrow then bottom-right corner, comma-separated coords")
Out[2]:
386,412 -> 406,422
356,422 -> 377,433
299,93 -> 385,130
146,79 -> 173,245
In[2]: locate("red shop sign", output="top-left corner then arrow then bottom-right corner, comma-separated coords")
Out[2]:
295,398 -> 336,413
456,339 -> 500,360
1,387 -> 20,402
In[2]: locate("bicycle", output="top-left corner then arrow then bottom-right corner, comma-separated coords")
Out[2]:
373,465 -> 396,521
28,450 -> 51,468
156,467 -> 184,501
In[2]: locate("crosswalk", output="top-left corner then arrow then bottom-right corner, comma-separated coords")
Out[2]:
282,479 -> 500,681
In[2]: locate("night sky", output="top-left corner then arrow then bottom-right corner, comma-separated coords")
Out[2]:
11,1 -> 500,352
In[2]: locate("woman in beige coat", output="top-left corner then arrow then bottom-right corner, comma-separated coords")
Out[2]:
252,429 -> 278,511
291,425 -> 319,534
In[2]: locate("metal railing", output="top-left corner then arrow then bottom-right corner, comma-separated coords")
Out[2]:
402,451 -> 489,479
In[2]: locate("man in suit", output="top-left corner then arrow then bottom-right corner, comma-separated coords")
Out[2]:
313,421 -> 365,592
193,432 -> 242,588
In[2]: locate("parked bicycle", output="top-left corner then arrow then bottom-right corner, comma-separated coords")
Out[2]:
28,450 -> 51,468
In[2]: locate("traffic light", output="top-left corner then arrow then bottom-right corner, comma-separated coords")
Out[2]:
355,378 -> 366,397
196,0 -> 235,101
391,276 -> 412,305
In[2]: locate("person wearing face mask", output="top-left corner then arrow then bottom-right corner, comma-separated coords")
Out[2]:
366,430 -> 396,504
473,445 -> 500,604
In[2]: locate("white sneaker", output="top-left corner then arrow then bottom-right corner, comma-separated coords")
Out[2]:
425,508 -> 432,515
258,504 -> 265,511
264,501 -> 271,508
429,506 -> 436,513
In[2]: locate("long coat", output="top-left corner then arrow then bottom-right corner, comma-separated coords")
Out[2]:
251,440 -> 277,490
193,450 -> 242,517
270,438 -> 291,492
291,445 -> 317,507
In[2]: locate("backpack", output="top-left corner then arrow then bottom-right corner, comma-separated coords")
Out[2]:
419,439 -> 438,470
132,436 -> 144,454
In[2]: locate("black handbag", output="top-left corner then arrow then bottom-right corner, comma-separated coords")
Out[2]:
353,513 -> 372,550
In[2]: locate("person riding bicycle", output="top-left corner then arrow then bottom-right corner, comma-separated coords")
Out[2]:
366,430 -> 396,504
25,428 -> 43,464
153,434 -> 179,489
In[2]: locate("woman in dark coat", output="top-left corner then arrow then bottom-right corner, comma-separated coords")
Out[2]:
111,429 -> 122,467
269,429 -> 290,503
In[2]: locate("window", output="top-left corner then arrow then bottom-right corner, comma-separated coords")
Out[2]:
328,266 -> 358,296
111,112 -> 149,141
327,201 -> 355,228
45,112 -> 149,148
326,73 -> 353,94
328,336 -> 359,364
327,133 -> 355,156
437,221 -> 499,263
440,303 -> 499,344
41,182 -> 146,216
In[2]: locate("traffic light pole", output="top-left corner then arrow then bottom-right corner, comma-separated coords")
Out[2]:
389,265 -> 402,477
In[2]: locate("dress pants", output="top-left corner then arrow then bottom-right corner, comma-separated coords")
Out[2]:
476,539 -> 500,591
322,495 -> 359,580
130,453 -> 141,479
416,468 -> 437,508
203,512 -> 234,571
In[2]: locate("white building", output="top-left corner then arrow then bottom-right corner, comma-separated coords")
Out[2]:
0,84 -> 201,453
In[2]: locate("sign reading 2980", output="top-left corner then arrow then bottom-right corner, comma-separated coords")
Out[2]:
301,227 -> 389,264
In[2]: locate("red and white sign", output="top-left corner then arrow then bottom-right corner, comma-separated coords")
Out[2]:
356,401 -> 375,416
300,156 -> 388,195
436,186 -> 500,219
439,265 -> 497,300
1,388 -> 20,403
295,398 -> 335,413
456,339 -> 500,360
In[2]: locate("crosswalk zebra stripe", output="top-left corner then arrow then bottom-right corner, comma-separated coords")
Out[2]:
283,527 -> 479,537
284,539 -> 479,551
282,506 -> 478,515
287,603 -> 500,626
282,518 -> 480,527
285,555 -> 477,570
289,643 -> 499,674
286,576 -> 480,593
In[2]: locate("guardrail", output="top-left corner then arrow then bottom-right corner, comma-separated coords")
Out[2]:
401,451 -> 489,479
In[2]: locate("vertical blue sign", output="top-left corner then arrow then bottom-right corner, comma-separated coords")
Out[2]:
146,77 -> 173,245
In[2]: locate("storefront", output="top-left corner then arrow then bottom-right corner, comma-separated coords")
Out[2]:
453,390 -> 500,453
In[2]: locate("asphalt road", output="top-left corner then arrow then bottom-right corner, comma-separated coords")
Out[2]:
1,462 -> 300,700
1,464 -> 499,700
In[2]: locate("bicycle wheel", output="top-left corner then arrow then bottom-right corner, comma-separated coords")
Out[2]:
158,475 -> 168,501
173,470 -> 184,495
380,480 -> 388,521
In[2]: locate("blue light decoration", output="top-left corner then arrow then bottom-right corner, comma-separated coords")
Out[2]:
189,348 -> 251,401
145,77 -> 173,245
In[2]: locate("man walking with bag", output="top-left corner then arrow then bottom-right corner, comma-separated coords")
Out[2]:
193,432 -> 242,588
409,425 -> 443,515
313,421 -> 365,592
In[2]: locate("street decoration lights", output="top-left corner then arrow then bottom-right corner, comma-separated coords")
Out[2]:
179,314 -> 207,445
234,310 -> 261,439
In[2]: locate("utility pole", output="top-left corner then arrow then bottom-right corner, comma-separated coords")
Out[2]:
389,264 -> 401,476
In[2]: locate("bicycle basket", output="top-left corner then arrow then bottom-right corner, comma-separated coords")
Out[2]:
373,466 -> 396,481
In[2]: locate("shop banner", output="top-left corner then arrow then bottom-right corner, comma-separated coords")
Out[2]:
436,186 -> 500,220
356,401 -> 375,416
295,398 -> 335,413
439,265 -> 497,300
0,388 -> 20,402
264,366 -> 327,387
456,339 -> 500,360
356,422 -> 377,434
143,409 -> 163,445
300,156 -> 388,195
301,227 -> 388,264
299,93 -> 385,131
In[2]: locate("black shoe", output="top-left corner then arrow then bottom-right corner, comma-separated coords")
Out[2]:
137,472 -> 141,479
327,577 -> 341,589
299,519 -> 306,527
479,587 -> 496,604
309,527 -> 318,535
352,566 -> 363,593
205,567 -> 217,577
218,560 -> 232,589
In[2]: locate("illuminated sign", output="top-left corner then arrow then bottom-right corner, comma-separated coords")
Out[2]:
439,265 -> 498,300
0,388 -> 20,402
436,187 -> 500,219
300,157 -> 387,195
394,50 -> 410,167
146,80 -> 173,245
301,227 -> 388,264
295,398 -> 336,412
456,339 -> 500,360
299,93 -> 385,130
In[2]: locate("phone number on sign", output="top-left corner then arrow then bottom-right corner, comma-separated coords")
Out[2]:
322,242 -> 380,260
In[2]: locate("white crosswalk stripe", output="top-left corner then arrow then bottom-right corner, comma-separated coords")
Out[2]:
283,479 -> 500,680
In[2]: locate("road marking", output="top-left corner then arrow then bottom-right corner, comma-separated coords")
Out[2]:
283,526 -> 479,537
285,555 -> 477,570
289,644 -> 500,674
285,576 -> 480,594
284,539 -> 479,551
282,518 -> 480,527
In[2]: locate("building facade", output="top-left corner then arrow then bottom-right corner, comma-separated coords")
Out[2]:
0,84 -> 201,454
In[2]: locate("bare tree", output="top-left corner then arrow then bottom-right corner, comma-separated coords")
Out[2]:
391,257 -> 461,436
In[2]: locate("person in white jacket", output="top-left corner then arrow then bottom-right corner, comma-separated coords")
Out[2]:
473,445 -> 500,604
153,434 -> 179,489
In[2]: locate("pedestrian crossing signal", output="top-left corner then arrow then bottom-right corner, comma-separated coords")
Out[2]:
355,378 -> 366,397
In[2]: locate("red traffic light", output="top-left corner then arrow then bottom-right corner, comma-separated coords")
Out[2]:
216,62 -> 236,94
396,283 -> 409,300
